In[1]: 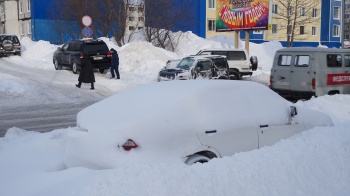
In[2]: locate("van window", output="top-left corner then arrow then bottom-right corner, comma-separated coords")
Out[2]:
294,55 -> 310,67
199,51 -> 212,55
228,51 -> 247,60
327,54 -> 342,67
197,61 -> 211,71
278,55 -> 292,66
345,55 -> 350,67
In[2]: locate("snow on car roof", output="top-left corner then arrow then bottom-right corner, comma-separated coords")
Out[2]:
77,80 -> 291,133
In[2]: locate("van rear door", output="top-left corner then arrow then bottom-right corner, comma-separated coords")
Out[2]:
290,54 -> 312,92
271,53 -> 292,90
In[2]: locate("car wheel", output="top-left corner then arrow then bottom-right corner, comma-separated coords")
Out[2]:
185,154 -> 210,165
54,59 -> 61,70
99,69 -> 107,74
72,63 -> 78,74
229,72 -> 240,80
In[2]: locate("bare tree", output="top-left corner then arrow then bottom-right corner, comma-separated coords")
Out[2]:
144,0 -> 196,52
273,0 -> 320,47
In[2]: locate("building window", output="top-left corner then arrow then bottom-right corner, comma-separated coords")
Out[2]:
312,27 -> 316,35
208,0 -> 215,9
272,4 -> 278,14
129,17 -> 135,21
138,27 -> 143,30
27,0 -> 30,12
334,7 -> 340,19
27,21 -> 31,34
19,2 -> 23,14
333,25 -> 340,36
138,7 -> 144,12
129,7 -> 135,12
300,26 -> 305,35
288,7 -> 294,16
20,23 -> 24,35
129,26 -> 135,31
272,24 -> 277,34
208,19 -> 215,31
138,17 -> 144,21
253,30 -> 263,34
300,7 -> 305,16
312,8 -> 317,17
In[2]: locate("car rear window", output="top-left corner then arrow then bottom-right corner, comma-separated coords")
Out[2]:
0,36 -> 20,44
83,42 -> 109,53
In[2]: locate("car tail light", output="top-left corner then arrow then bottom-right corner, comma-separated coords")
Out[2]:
311,78 -> 316,89
269,75 -> 273,88
122,139 -> 138,151
80,53 -> 84,59
107,51 -> 112,58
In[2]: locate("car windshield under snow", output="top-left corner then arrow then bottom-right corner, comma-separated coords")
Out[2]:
177,58 -> 194,70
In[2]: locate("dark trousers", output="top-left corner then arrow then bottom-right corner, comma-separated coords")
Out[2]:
111,66 -> 120,79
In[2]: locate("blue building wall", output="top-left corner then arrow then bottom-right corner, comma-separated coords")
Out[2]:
320,0 -> 342,48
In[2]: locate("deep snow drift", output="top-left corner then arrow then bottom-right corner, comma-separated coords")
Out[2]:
0,32 -> 349,196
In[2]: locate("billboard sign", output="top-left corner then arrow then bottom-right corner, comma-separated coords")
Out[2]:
216,0 -> 269,32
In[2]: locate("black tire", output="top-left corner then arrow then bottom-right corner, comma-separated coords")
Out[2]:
250,56 -> 258,71
2,40 -> 14,51
72,63 -> 79,74
229,72 -> 240,80
99,69 -> 107,74
185,154 -> 210,165
54,59 -> 61,70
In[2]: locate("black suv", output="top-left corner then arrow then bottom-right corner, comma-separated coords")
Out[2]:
0,34 -> 21,57
53,39 -> 111,74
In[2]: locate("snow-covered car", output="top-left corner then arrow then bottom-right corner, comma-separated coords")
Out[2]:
64,80 -> 333,169
157,55 -> 230,81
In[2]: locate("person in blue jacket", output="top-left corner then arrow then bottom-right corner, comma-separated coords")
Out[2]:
110,48 -> 120,79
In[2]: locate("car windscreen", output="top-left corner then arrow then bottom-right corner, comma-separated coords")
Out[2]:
212,58 -> 228,69
177,58 -> 195,70
83,43 -> 109,53
0,36 -> 20,44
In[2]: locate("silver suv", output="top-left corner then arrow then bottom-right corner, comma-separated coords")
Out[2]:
0,34 -> 21,57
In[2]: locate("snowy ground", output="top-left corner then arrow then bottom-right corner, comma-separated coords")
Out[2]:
0,32 -> 349,196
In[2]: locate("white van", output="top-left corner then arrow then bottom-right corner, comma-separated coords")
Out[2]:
270,47 -> 350,100
196,49 -> 258,79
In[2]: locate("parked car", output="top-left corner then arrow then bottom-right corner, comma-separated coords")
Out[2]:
52,39 -> 111,74
157,55 -> 230,81
196,48 -> 258,79
0,34 -> 21,57
270,47 -> 350,101
64,80 -> 333,169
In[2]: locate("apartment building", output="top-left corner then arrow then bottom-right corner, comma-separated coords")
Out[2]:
0,0 -> 19,36
125,4 -> 145,35
18,0 -> 32,39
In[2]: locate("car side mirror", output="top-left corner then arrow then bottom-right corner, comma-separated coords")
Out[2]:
290,106 -> 297,117
57,47 -> 61,51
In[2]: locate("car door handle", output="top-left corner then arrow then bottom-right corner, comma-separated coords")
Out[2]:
260,125 -> 268,128
278,76 -> 285,79
205,130 -> 217,134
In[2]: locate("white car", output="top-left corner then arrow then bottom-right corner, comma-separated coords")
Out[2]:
64,80 -> 333,169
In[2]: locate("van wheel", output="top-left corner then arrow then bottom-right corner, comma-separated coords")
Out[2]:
185,154 -> 210,165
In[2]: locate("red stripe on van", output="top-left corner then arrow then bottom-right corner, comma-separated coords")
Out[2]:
327,74 -> 350,85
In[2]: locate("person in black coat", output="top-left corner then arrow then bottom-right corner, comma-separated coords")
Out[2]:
75,53 -> 95,90
110,48 -> 120,79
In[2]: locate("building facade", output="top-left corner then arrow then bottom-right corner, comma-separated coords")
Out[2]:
0,0 -> 20,36
18,0 -> 32,39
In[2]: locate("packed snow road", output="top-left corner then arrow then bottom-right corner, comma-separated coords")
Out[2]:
0,58 -> 113,137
